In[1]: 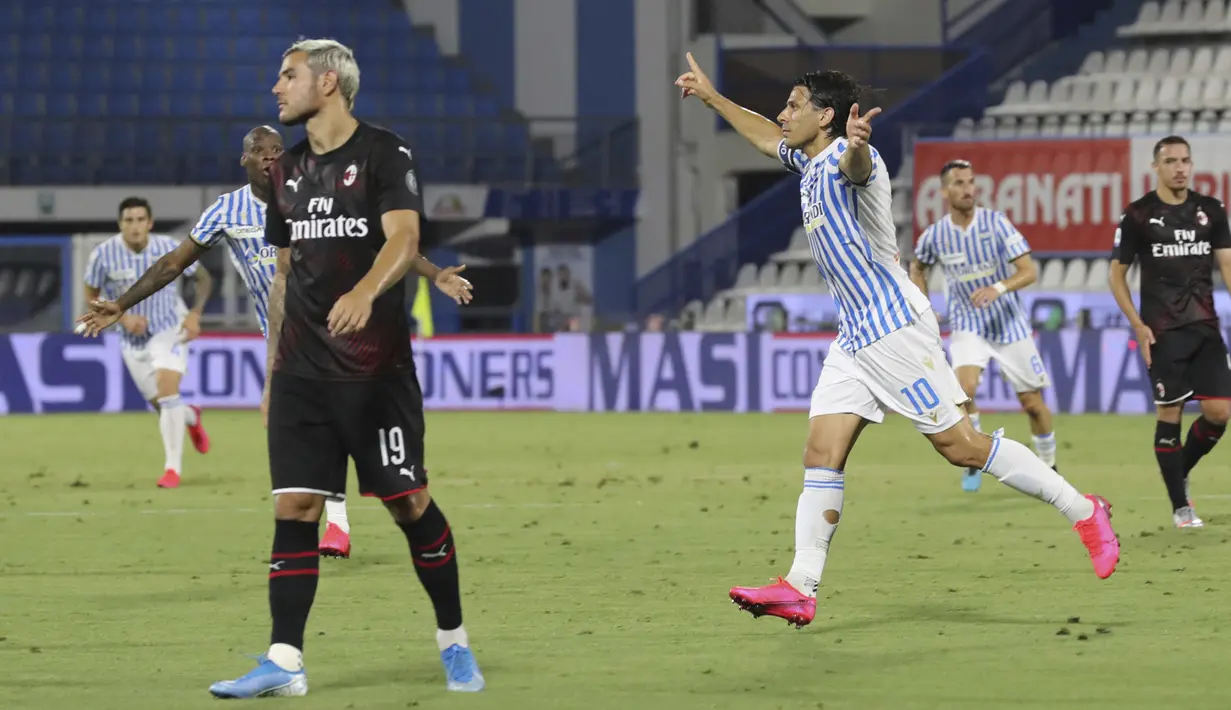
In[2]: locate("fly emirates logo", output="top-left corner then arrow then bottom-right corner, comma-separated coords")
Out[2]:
287,197 -> 369,241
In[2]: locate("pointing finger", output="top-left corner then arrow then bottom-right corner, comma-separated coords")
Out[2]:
686,52 -> 701,73
862,106 -> 882,122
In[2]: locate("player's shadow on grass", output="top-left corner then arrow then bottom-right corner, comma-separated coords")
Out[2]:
322,659 -> 496,692
815,601 -> 1121,635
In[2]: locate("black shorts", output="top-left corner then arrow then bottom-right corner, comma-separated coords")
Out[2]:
268,371 -> 428,501
1148,323 -> 1231,405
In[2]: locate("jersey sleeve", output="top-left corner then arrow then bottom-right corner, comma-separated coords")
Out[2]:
1210,200 -> 1231,250
264,165 -> 291,248
777,139 -> 809,175
189,194 -> 232,248
1111,209 -> 1142,264
828,140 -> 880,189
372,133 -> 424,215
914,226 -> 938,266
83,246 -> 106,288
992,211 -> 1031,260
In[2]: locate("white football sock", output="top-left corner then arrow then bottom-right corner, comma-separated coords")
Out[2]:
156,395 -> 187,473
437,625 -> 469,651
982,433 -> 1093,524
1032,432 -> 1057,468
969,413 -> 982,433
267,643 -> 303,671
184,404 -> 198,427
785,467 -> 844,598
325,498 -> 350,534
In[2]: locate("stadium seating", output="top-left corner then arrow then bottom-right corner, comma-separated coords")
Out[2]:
0,0 -> 552,185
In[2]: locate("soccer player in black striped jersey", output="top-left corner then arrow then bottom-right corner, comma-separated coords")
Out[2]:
208,38 -> 482,699
1110,135 -> 1231,529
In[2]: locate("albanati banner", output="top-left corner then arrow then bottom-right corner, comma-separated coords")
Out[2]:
912,135 -> 1231,253
0,330 -> 1212,416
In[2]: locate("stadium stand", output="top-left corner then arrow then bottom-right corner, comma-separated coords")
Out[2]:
0,0 -> 556,185
685,0 -> 1209,333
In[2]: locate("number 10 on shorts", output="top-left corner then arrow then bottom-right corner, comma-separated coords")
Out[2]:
900,378 -> 940,416
379,426 -> 406,466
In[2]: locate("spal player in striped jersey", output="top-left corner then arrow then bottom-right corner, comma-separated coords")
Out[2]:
79,127 -> 344,555
81,196 -> 214,489
675,52 -> 1120,628
910,160 -> 1059,493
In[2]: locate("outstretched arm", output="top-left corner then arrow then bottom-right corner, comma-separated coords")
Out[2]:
675,52 -> 781,158
838,104 -> 882,186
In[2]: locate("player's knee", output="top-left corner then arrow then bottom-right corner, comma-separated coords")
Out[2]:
1018,391 -> 1048,417
802,437 -> 847,470
1201,401 -> 1231,426
274,492 -> 324,522
385,489 -> 432,524
930,425 -> 991,469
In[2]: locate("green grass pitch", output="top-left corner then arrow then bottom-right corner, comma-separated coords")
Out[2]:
0,411 -> 1226,709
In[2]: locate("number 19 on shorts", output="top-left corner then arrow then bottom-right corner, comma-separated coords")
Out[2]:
900,377 -> 940,415
379,426 -> 406,466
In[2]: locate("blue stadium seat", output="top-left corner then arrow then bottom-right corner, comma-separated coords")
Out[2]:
78,94 -> 108,117
110,94 -> 138,116
12,123 -> 41,154
21,35 -> 51,59
47,95 -> 75,117
83,37 -> 113,60
85,6 -> 117,31
50,64 -> 80,91
233,65 -> 267,93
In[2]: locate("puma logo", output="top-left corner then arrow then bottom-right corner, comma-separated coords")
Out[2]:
1149,217 -> 1165,227
399,466 -> 416,481
397,146 -> 413,160
286,177 -> 303,192
270,561 -> 285,571
421,543 -> 450,560
1159,438 -> 1177,446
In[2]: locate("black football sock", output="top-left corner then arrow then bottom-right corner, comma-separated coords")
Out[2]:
1182,416 -> 1226,477
1154,421 -> 1188,511
269,520 -> 320,651
398,501 -> 463,631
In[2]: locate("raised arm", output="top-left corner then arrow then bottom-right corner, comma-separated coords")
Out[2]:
838,104 -> 882,186
675,52 -> 781,158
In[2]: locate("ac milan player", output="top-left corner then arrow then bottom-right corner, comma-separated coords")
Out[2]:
208,39 -> 482,698
1110,135 -> 1231,529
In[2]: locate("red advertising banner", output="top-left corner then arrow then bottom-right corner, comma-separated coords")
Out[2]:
912,138 -> 1132,254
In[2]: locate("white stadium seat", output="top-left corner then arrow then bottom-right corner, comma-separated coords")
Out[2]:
1039,259 -> 1065,289
1104,49 -> 1127,75
1146,47 -> 1171,75
1062,259 -> 1089,291
1088,77 -> 1115,112
1179,0 -> 1204,31
1170,47 -> 1193,74
756,262 -> 778,290
1149,110 -> 1173,134
1178,78 -> 1203,109
1079,51 -> 1104,75
987,80 -> 1027,116
1200,76 -> 1226,111
1134,76 -> 1160,112
777,262 -> 802,289
732,262 -> 757,291
1085,259 -> 1110,292
1019,115 -> 1040,137
1223,0 -> 1231,29
723,295 -> 746,330
1040,114 -> 1062,136
1156,0 -> 1183,32
699,297 -> 726,328
1047,77 -> 1076,113
1068,77 -> 1095,112
1119,1 -> 1160,36
1104,112 -> 1128,136
1214,46 -> 1231,74
1061,114 -> 1083,137
798,266 -> 822,292
995,116 -> 1018,139
1191,46 -> 1215,75
1156,76 -> 1180,106
1203,0 -> 1226,29
1125,48 -> 1149,74
952,117 -> 975,139
1111,77 -> 1137,111
1197,109 -> 1218,133
1217,113 -> 1231,132
975,115 -> 997,139
1173,109 -> 1196,134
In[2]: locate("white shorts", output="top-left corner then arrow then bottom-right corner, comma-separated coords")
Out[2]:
810,310 -> 969,435
948,329 -> 1050,394
121,327 -> 189,401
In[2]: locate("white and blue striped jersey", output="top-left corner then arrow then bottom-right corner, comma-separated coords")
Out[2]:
189,184 -> 276,336
914,207 -> 1033,344
84,234 -> 196,349
779,138 -> 930,351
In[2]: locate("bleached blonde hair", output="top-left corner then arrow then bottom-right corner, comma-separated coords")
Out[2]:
284,38 -> 360,110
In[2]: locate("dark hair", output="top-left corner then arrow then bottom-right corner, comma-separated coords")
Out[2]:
792,70 -> 866,139
117,196 -> 152,219
940,159 -> 972,183
1153,135 -> 1190,159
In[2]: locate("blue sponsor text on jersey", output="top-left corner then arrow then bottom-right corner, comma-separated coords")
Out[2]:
917,207 -> 1033,344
